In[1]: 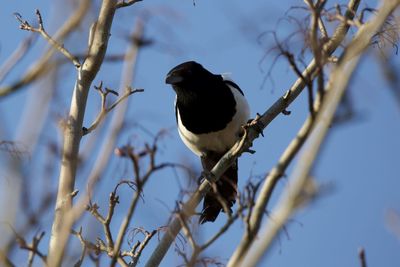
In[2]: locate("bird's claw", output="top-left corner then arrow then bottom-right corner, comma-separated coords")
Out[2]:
246,113 -> 264,137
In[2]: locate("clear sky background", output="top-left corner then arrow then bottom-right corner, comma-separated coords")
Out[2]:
0,0 -> 399,266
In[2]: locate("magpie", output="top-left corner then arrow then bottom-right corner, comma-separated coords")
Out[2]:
165,61 -> 250,223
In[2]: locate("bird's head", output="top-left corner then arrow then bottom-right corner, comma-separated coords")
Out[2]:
165,61 -> 218,89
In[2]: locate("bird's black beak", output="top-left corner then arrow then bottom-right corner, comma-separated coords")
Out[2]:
165,72 -> 183,84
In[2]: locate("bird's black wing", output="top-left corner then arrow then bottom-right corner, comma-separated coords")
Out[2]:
223,79 -> 244,96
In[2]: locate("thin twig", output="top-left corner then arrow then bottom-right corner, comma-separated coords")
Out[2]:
116,0 -> 143,9
377,52 -> 400,110
27,232 -> 46,267
359,248 -> 367,267
74,17 -> 145,213
87,192 -> 119,251
82,85 -> 144,136
72,227 -> 88,267
48,17 -> 146,266
71,228 -> 129,267
305,0 -> 328,113
13,230 -> 47,265
318,17 -> 329,39
110,142 -> 169,267
47,1 -> 118,265
125,230 -> 157,267
15,10 -> 81,68
176,212 -> 198,255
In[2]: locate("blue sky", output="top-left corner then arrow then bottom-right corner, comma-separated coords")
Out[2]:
0,0 -> 399,266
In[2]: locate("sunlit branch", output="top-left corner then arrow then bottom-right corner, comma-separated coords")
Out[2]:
240,1 -> 400,265
82,83 -> 144,136
14,10 -> 81,68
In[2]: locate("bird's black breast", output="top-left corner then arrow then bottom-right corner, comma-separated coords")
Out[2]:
176,80 -> 237,134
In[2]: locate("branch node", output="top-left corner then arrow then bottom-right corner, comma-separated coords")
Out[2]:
35,9 -> 44,30
245,113 -> 264,137
283,89 -> 291,100
282,109 -> 292,115
71,189 -> 79,198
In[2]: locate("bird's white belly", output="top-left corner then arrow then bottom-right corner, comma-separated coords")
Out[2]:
178,120 -> 240,156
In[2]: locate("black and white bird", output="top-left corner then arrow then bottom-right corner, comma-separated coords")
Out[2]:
165,61 -> 250,223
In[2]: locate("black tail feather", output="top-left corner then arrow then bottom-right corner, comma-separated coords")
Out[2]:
200,155 -> 238,224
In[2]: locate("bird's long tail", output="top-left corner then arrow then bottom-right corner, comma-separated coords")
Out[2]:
199,155 -> 238,224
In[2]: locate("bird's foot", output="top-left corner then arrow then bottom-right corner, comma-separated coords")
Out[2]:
246,113 -> 264,137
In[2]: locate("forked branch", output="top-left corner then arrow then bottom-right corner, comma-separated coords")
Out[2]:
82,82 -> 144,136
14,9 -> 81,68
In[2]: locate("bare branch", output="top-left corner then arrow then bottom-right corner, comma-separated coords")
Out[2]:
116,0 -> 143,9
86,192 -> 119,252
73,16 -> 145,214
71,228 -> 129,267
82,84 -> 144,136
124,229 -> 157,267
14,10 -> 81,68
239,1 -> 400,266
110,140 -> 170,267
359,248 -> 368,267
12,230 -> 47,265
45,18 -> 146,267
47,1 -> 119,265
227,67 -> 324,267
176,212 -> 198,253
73,228 -> 87,267
27,232 -> 46,267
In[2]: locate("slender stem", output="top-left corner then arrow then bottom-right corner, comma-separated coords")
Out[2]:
32,9 -> 81,68
83,87 -> 144,135
110,190 -> 142,266
47,1 -> 118,266
116,0 -> 143,8
359,248 -> 367,267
